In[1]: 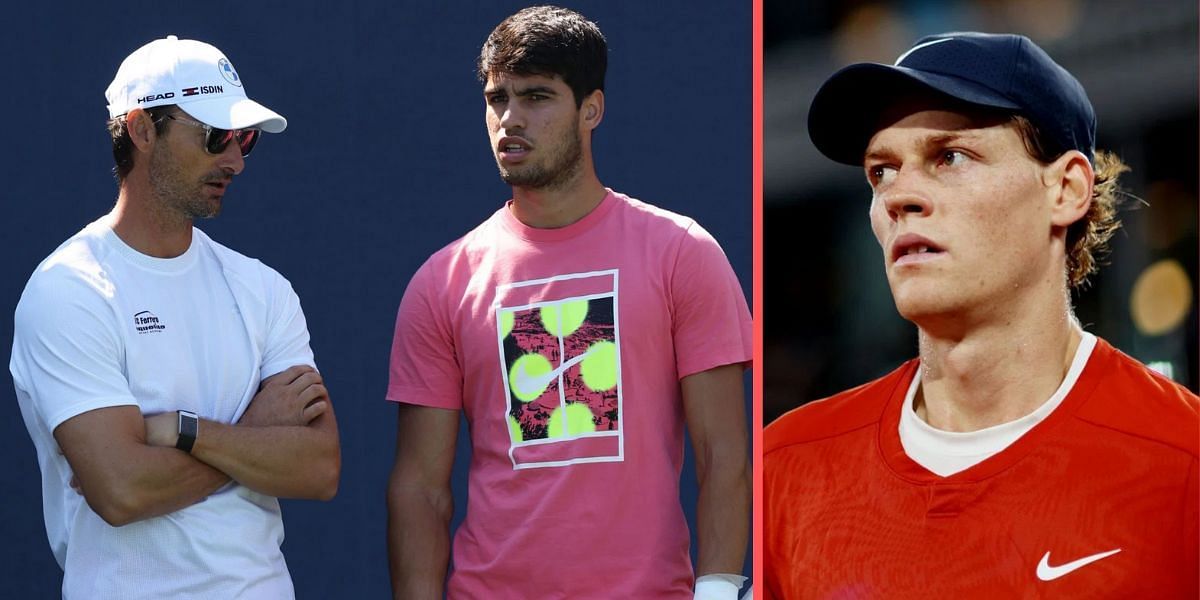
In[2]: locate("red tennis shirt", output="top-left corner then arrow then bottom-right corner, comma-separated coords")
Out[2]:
764,338 -> 1199,598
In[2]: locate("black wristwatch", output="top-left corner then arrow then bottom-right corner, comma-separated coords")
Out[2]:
176,410 -> 198,453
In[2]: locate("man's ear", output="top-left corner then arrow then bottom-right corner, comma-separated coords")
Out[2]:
580,89 -> 604,132
1046,150 -> 1093,228
125,108 -> 159,154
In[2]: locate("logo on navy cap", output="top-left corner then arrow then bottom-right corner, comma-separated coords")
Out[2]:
894,37 -> 953,66
217,58 -> 242,87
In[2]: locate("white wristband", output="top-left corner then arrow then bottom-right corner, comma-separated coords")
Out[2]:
694,573 -> 747,600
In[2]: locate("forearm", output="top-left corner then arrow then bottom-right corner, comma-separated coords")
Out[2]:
695,452 -> 751,576
81,444 -> 229,526
387,480 -> 453,600
189,413 -> 340,500
108,448 -> 231,523
681,364 -> 751,577
56,405 -> 230,527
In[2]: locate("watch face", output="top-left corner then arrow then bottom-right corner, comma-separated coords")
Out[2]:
176,411 -> 198,453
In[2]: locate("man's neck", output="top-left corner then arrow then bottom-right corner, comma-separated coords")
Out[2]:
509,172 -> 608,229
914,285 -> 1083,433
109,180 -> 194,258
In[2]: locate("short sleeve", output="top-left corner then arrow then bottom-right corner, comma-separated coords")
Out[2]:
386,259 -> 463,409
10,271 -> 139,432
260,270 -> 316,379
670,222 -> 753,379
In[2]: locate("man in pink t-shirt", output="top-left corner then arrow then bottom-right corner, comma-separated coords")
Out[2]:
385,6 -> 752,600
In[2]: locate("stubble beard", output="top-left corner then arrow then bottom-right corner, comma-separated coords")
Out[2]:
497,127 -> 583,191
149,142 -> 221,222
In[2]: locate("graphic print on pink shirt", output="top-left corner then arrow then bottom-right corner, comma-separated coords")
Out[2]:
495,269 -> 623,469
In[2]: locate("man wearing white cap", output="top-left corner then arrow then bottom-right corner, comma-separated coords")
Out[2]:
10,36 -> 339,599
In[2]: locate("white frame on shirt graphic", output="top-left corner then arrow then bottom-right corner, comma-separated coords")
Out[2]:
493,269 -> 625,470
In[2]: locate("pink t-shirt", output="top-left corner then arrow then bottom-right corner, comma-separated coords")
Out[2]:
388,190 -> 752,599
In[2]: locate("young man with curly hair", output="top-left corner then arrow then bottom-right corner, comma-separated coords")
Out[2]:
765,32 -> 1198,598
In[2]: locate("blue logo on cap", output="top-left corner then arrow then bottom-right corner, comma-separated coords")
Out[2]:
217,58 -> 242,87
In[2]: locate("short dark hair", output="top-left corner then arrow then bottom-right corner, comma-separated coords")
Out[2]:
108,105 -> 173,182
477,5 -> 607,107
1011,115 -> 1129,289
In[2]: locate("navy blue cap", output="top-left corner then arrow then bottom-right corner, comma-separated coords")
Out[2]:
808,32 -> 1096,166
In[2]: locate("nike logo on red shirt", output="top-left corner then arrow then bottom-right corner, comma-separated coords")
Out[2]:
1036,548 -> 1122,581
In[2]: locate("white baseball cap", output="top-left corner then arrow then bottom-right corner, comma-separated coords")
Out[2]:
105,35 -> 287,133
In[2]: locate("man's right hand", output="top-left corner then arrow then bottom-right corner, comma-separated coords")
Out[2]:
175,364 -> 341,500
239,365 -> 329,428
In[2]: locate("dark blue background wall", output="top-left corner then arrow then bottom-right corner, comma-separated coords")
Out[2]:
2,1 -> 751,596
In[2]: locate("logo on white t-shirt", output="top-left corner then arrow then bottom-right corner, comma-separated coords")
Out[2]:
133,310 -> 166,334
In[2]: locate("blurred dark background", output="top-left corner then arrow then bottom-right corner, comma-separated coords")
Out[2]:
1,1 -> 751,596
765,0 -> 1199,423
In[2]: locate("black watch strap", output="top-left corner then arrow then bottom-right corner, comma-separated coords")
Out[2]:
176,410 -> 198,453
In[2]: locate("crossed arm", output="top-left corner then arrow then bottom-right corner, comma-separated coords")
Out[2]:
55,365 -> 340,527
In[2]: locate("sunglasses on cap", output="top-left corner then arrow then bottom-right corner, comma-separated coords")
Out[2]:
156,113 -> 261,157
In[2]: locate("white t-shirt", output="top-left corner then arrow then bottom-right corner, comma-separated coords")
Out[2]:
899,332 -> 1098,476
10,218 -> 315,599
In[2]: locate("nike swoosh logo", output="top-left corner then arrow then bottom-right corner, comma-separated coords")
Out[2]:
511,348 -> 596,399
894,37 -> 954,65
1036,548 -> 1121,581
